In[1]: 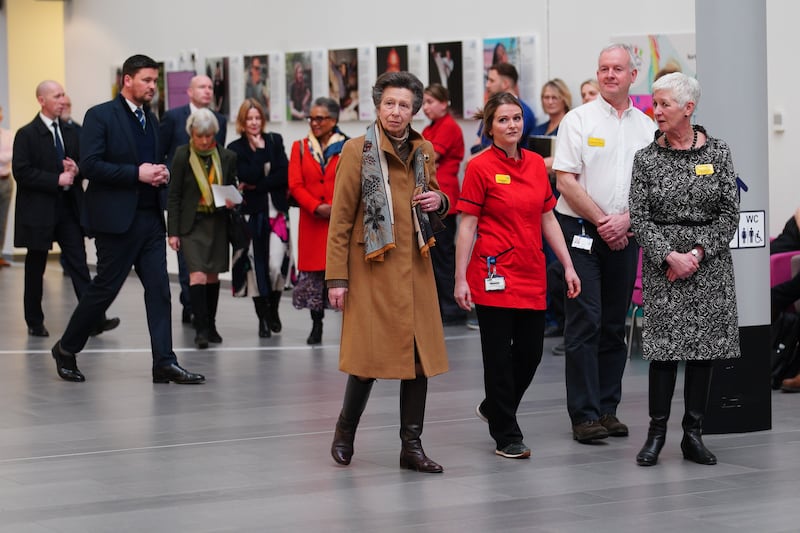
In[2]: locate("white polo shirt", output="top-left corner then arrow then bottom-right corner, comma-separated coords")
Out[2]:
553,96 -> 655,218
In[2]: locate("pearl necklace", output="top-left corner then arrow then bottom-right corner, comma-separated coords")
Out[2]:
664,126 -> 698,150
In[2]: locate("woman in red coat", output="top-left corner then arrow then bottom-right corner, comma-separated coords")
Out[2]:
288,97 -> 349,344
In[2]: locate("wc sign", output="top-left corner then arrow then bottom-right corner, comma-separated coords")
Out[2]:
730,210 -> 765,249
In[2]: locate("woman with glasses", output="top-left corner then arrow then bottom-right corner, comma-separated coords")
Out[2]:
288,98 -> 349,344
227,99 -> 290,338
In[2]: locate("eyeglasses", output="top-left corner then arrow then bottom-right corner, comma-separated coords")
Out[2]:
307,116 -> 331,123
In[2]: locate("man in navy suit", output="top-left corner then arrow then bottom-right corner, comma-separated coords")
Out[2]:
51,55 -> 204,384
159,74 -> 227,325
12,80 -> 120,338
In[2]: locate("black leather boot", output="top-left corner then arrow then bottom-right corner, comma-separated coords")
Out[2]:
399,375 -> 443,473
681,362 -> 717,465
307,310 -> 323,345
267,291 -> 282,333
331,375 -> 374,465
206,282 -> 222,343
190,284 -> 209,349
253,297 -> 270,338
636,361 -> 677,466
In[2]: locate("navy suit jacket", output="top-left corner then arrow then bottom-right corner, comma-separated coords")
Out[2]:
80,96 -> 164,235
12,115 -> 84,249
159,104 -> 227,168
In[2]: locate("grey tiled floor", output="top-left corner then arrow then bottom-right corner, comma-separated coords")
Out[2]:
1,259 -> 799,532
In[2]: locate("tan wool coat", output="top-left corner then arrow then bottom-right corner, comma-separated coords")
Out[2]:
326,127 -> 449,379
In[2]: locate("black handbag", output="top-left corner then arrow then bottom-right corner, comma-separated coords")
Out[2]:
227,207 -> 250,251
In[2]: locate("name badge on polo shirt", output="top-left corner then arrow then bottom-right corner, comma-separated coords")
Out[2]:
495,174 -> 511,184
588,137 -> 605,147
695,164 -> 714,175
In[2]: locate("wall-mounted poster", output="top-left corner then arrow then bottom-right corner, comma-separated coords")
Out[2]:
244,54 -> 270,117
377,45 -> 408,75
329,48 -> 359,121
428,41 -> 464,118
165,70 -> 194,112
616,33 -> 696,118
482,37 -> 521,103
205,56 -> 230,117
286,52 -> 312,121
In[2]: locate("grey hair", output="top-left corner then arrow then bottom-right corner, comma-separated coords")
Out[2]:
651,72 -> 701,109
599,43 -> 639,71
372,71 -> 424,115
185,107 -> 219,136
312,97 -> 340,122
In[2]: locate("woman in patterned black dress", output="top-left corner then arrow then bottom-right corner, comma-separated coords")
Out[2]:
629,73 -> 740,467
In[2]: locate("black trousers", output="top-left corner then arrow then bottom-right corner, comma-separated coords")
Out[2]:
559,215 -> 638,424
24,199 -> 91,327
430,214 -> 464,320
60,209 -> 177,368
476,304 -> 545,449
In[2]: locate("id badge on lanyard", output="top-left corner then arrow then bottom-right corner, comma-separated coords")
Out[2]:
571,218 -> 594,253
484,256 -> 506,291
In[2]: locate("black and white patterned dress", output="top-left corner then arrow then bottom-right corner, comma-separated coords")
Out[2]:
629,126 -> 741,361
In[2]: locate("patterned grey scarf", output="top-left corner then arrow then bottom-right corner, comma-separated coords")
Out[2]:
361,122 -> 440,261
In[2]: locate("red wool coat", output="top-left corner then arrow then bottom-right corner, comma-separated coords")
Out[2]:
288,138 -> 339,272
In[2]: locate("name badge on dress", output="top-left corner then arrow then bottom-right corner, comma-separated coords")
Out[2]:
695,164 -> 714,175
495,174 -> 511,184
484,256 -> 506,292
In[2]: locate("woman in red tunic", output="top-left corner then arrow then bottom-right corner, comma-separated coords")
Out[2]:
455,92 -> 580,459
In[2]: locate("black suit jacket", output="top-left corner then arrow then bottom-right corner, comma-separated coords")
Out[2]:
167,145 -> 238,236
80,96 -> 163,235
12,115 -> 84,249
159,104 -> 227,168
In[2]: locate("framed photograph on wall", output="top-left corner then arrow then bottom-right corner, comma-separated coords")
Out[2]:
428,41 -> 464,118
205,56 -> 230,118
286,52 -> 313,121
329,48 -> 359,122
244,54 -> 270,117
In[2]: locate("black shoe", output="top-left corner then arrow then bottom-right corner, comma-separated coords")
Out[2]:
599,414 -> 629,437
89,317 -> 121,337
551,342 -> 565,356
194,331 -> 209,350
572,420 -> 609,443
28,324 -> 50,337
51,342 -> 85,382
543,324 -> 564,338
307,321 -> 323,345
495,442 -> 531,459
181,308 -> 193,325
207,328 -> 222,344
152,363 -> 205,384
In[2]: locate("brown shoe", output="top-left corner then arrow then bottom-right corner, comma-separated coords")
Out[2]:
781,373 -> 800,393
572,420 -> 609,443
599,414 -> 629,436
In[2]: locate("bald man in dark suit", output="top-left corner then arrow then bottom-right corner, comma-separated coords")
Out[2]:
12,80 -> 119,338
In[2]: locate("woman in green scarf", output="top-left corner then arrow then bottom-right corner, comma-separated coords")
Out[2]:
167,108 -> 238,349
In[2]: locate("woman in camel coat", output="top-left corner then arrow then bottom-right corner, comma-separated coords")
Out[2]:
326,71 -> 449,473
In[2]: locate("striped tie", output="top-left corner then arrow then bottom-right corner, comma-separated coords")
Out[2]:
134,107 -> 145,129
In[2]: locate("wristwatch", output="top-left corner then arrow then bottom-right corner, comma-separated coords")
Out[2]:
690,248 -> 702,260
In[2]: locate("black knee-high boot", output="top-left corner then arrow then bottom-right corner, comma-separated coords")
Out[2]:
636,361 -> 677,466
681,362 -> 717,465
189,284 -> 209,349
206,282 -> 222,343
253,296 -> 270,338
267,291 -> 282,333
307,310 -> 323,345
331,375 -> 374,465
399,375 -> 443,473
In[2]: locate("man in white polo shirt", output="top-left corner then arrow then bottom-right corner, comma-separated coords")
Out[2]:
553,44 -> 656,443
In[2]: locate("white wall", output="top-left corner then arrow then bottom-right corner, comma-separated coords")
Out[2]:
766,0 -> 799,234
63,0 -> 695,151
58,0 -> 796,239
